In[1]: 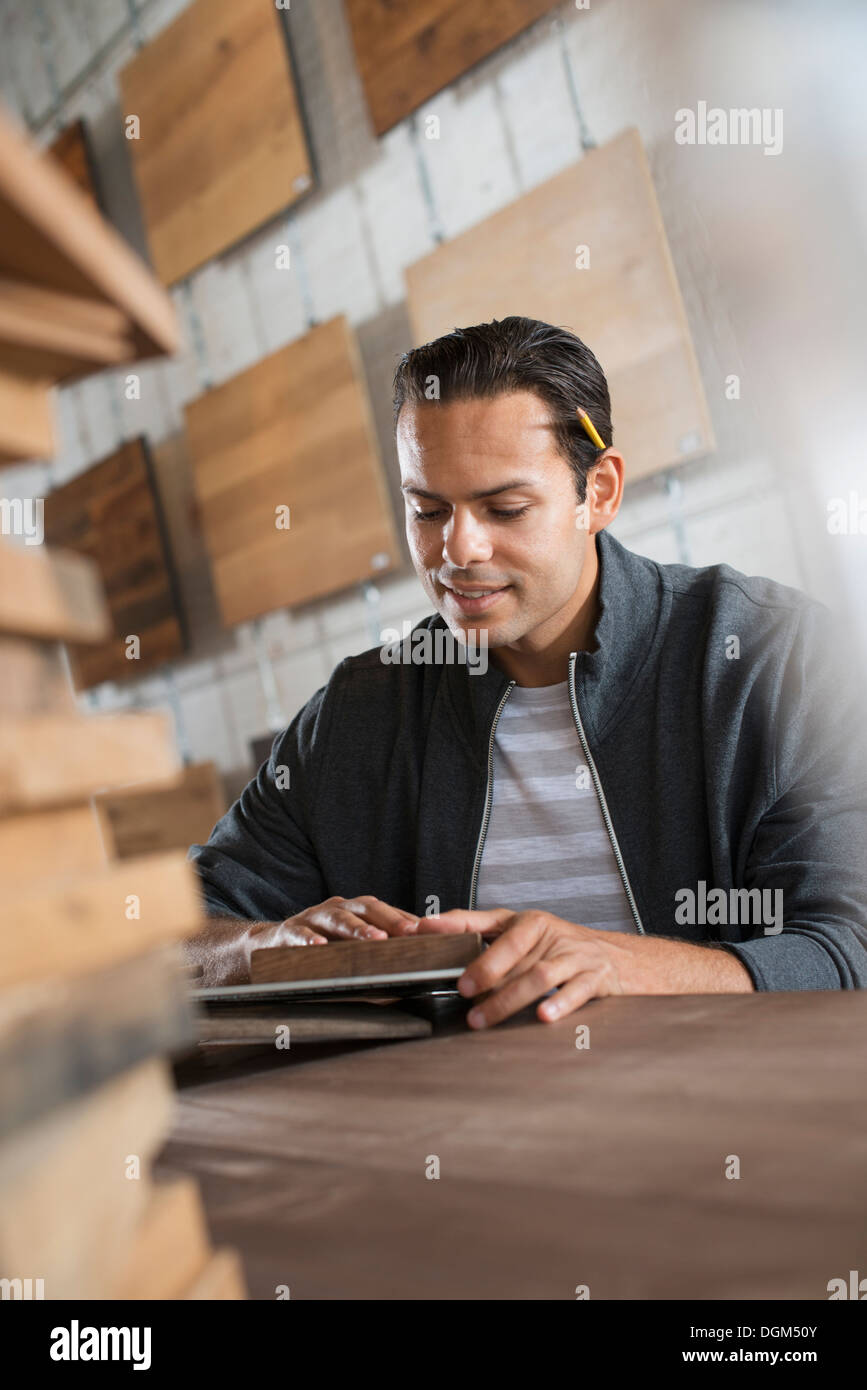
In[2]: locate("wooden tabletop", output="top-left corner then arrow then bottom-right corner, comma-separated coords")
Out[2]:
156,991 -> 867,1300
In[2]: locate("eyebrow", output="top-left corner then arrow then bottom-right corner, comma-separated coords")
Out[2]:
400,479 -> 537,502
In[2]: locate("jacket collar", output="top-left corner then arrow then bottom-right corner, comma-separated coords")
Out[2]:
439,529 -> 669,762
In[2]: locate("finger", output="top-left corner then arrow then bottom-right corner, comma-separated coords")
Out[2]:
417,908 -> 514,936
303,903 -> 389,941
341,896 -> 419,937
465,956 -> 578,1029
457,914 -> 546,996
277,921 -> 329,946
537,972 -> 602,1022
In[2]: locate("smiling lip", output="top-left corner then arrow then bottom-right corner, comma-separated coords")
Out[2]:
441,582 -> 511,614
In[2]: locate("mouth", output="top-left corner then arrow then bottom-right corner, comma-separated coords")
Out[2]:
440,581 -> 512,615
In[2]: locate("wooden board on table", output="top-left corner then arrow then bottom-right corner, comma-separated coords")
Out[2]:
0,851 -> 204,989
118,0 -> 313,286
0,1057 -> 173,1299
250,932 -> 483,984
0,803 -> 106,885
0,710 -> 180,814
186,315 -> 398,626
0,536 -> 108,642
46,118 -> 101,210
113,1177 -> 212,1300
345,0 -> 562,136
0,103 -> 179,362
405,128 -> 715,482
197,1001 -> 433,1045
43,437 -> 187,689
0,636 -> 76,715
0,946 -> 195,1140
94,760 -> 225,860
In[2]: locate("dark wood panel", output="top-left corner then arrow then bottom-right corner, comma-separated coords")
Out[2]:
43,436 -> 187,688
250,931 -> 483,983
46,118 -> 101,210
346,0 -> 562,135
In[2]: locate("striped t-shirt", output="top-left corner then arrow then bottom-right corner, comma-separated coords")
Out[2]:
474,679 -> 637,932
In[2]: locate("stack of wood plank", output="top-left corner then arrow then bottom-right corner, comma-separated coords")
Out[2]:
0,539 -> 245,1299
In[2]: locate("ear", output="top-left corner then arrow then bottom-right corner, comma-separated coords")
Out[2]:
585,451 -> 624,532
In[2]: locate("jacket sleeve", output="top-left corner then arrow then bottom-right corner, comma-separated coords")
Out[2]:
720,599 -> 867,990
187,681 -> 331,922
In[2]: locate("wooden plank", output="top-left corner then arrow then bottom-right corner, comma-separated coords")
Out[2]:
186,315 -> 399,626
0,710 -> 180,813
0,274 -> 138,380
0,538 -> 109,642
0,636 -> 76,715
197,1001 -> 433,1044
113,1177 -> 212,1300
183,1246 -> 246,1300
118,0 -> 313,286
0,1057 -> 173,1299
0,104 -> 179,360
0,851 -> 204,988
43,436 -> 187,688
0,367 -> 54,461
94,760 -> 225,860
0,803 -> 106,884
405,129 -> 715,481
46,118 -> 101,211
250,932 -> 483,984
0,945 -> 195,1139
345,0 -> 562,136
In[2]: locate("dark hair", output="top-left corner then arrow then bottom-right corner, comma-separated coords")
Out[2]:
392,316 -> 611,502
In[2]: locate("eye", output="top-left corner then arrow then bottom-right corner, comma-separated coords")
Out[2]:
413,505 -> 530,522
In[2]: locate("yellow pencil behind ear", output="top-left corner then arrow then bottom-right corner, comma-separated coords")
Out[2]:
576,407 -> 606,450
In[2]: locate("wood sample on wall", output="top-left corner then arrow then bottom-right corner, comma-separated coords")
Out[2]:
405,128 -> 715,482
43,436 -> 187,689
93,760 -> 225,861
47,119 -> 101,210
345,0 -> 562,136
185,315 -> 399,627
118,0 -> 314,286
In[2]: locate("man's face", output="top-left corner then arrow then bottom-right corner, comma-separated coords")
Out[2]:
397,391 -> 595,649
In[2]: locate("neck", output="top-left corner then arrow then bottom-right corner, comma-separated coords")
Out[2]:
490,539 -> 601,688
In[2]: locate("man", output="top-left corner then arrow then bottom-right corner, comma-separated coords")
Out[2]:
187,316 -> 867,1025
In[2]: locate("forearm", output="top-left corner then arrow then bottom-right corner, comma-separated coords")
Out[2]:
610,933 -> 756,994
184,916 -> 265,988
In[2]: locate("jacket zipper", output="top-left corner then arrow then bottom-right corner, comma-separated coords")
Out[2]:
468,679 -> 515,909
568,651 -> 646,935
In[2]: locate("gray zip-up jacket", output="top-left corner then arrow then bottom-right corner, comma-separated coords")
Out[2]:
189,529 -> 867,991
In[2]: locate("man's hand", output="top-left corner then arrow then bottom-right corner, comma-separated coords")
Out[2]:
418,907 -> 755,1027
250,895 -> 420,950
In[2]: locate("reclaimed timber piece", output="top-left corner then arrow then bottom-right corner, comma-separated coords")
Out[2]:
405,128 -> 715,481
118,0 -> 313,285
94,760 -> 225,860
112,1177 -> 213,1300
250,932 -> 483,984
46,118 -> 101,210
0,537 -> 109,643
0,636 -> 76,716
345,0 -> 562,136
43,437 -> 187,688
186,315 -> 398,625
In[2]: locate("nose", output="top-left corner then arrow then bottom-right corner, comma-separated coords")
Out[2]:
441,508 -> 494,570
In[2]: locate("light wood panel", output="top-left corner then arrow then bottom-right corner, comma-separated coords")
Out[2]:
345,0 -> 562,136
118,0 -> 314,285
405,128 -> 715,481
0,636 -> 76,715
43,437 -> 187,689
94,760 -> 225,861
186,315 -> 399,626
0,536 -> 109,642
